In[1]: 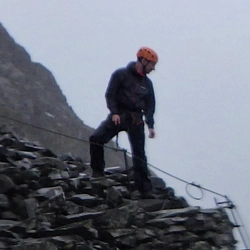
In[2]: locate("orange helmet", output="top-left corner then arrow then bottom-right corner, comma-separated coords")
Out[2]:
137,47 -> 158,63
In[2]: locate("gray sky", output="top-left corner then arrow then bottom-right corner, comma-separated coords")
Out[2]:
1,1 -> 250,247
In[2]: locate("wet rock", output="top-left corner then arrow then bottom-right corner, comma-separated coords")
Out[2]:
2,211 -> 19,220
148,206 -> 200,218
0,241 -> 8,249
106,186 -> 123,208
15,150 -> 37,160
0,133 -> 15,147
69,194 -> 104,208
14,141 -> 45,152
11,240 -> 57,250
147,217 -> 175,229
150,176 -> 166,191
31,157 -> 68,171
36,186 -> 65,200
58,211 -> 105,225
14,158 -> 32,170
0,220 -> 19,230
0,229 -> 19,240
0,194 -> 10,209
0,174 -> 16,194
100,229 -> 137,249
136,199 -> 169,212
48,235 -> 84,249
93,204 -> 135,230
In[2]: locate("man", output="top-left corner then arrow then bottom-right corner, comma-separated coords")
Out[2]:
89,47 -> 158,199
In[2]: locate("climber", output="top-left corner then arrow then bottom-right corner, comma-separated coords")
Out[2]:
89,47 -> 158,199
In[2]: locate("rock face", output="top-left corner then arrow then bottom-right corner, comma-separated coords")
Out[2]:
0,22 -> 124,167
0,129 -> 237,249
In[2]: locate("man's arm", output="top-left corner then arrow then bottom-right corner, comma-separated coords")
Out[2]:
144,80 -> 155,130
105,70 -> 121,114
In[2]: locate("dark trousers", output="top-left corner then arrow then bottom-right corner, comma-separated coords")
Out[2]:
89,113 -> 152,193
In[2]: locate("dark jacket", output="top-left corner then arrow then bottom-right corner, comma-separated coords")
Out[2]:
105,62 -> 155,129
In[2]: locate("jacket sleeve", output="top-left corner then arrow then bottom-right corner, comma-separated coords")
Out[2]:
105,69 -> 122,114
144,80 -> 155,129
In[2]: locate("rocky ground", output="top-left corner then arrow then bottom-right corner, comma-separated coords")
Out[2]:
0,127 -> 236,250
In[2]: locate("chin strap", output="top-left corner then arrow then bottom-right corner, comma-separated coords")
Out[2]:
139,58 -> 150,75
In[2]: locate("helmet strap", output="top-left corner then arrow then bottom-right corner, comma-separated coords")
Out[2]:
141,58 -> 150,75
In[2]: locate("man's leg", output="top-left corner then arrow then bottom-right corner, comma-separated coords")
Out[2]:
89,115 -> 119,176
127,123 -> 153,195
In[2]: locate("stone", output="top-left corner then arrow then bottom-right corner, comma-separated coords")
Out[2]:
21,169 -> 40,181
0,220 -> 19,230
0,194 -> 10,208
36,186 -> 65,200
99,228 -> 135,241
1,211 -> 19,220
14,158 -> 32,170
147,217 -> 175,229
11,240 -> 57,250
31,157 -> 68,171
148,206 -> 200,218
150,176 -> 166,191
69,194 -> 104,208
0,134 -> 15,147
106,186 -> 123,208
136,199 -> 168,212
15,150 -> 37,160
58,211 -> 105,225
28,221 -> 98,240
48,235 -> 84,249
24,198 -> 38,219
92,205 -> 134,230
0,174 -> 15,194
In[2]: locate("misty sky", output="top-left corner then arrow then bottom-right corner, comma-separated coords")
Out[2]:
0,1 -> 250,248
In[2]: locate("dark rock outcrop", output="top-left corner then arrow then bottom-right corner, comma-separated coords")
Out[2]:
0,129 -> 237,249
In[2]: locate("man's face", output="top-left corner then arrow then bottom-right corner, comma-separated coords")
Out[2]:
142,58 -> 156,74
145,61 -> 156,74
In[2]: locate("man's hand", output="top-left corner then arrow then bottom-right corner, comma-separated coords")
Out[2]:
148,128 -> 155,138
112,114 -> 120,125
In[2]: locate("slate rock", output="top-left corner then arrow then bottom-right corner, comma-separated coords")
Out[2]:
48,235 -> 84,249
150,176 -> 166,191
1,211 -> 19,220
0,194 -> 10,209
0,174 -> 15,194
69,194 -> 104,208
58,211 -> 105,226
106,186 -> 123,208
31,157 -> 68,171
0,220 -> 19,230
36,186 -> 65,200
11,240 -> 57,250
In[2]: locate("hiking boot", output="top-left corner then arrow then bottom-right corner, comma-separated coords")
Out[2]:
91,171 -> 105,179
140,191 -> 156,199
